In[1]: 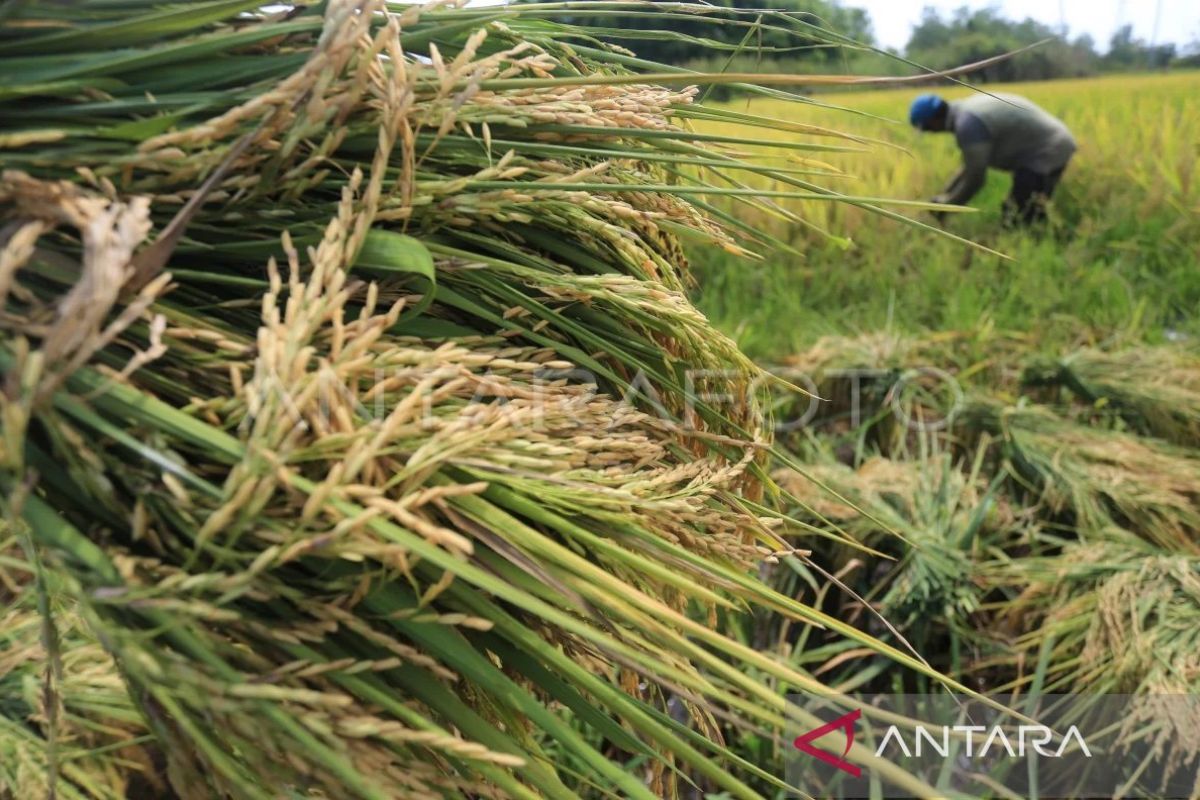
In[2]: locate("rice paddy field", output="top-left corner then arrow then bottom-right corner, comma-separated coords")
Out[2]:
2,2 -> 1200,798
693,71 -> 1200,357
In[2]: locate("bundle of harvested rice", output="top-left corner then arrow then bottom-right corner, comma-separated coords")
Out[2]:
0,2 -> 958,797
992,531 -> 1200,696
778,327 -> 1027,454
985,531 -> 1200,774
958,401 -> 1200,553
775,441 -> 994,639
1024,346 -> 1200,446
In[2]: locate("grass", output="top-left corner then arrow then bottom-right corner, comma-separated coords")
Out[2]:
691,71 -> 1200,360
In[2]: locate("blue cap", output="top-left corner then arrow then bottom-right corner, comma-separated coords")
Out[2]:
909,94 -> 946,129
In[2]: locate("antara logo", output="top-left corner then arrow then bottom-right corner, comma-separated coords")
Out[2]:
875,724 -> 1092,759
793,708 -> 1093,776
793,709 -> 863,777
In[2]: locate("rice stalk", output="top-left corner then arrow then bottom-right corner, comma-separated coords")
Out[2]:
775,327 -> 1028,461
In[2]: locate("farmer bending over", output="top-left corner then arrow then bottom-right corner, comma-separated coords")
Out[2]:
909,92 -> 1076,226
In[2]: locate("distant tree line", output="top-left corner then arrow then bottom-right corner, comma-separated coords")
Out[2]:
906,7 -> 1181,82
593,1 -> 1198,83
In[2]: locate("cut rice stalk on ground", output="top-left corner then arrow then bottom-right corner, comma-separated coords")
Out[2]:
957,401 -> 1200,553
1024,345 -> 1200,447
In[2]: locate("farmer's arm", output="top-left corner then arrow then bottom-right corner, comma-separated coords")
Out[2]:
934,110 -> 991,206
937,143 -> 990,206
938,168 -> 967,204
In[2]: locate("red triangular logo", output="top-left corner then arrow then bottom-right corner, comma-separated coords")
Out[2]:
793,708 -> 862,777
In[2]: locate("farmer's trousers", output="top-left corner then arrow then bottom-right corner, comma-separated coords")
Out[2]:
1004,165 -> 1067,227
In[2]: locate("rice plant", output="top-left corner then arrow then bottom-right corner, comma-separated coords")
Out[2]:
989,529 -> 1200,695
0,2 -> 970,796
773,328 -> 1028,462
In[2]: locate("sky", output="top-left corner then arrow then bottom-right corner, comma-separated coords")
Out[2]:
860,0 -> 1199,53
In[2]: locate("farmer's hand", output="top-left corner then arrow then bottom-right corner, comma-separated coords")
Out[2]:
928,195 -> 949,224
